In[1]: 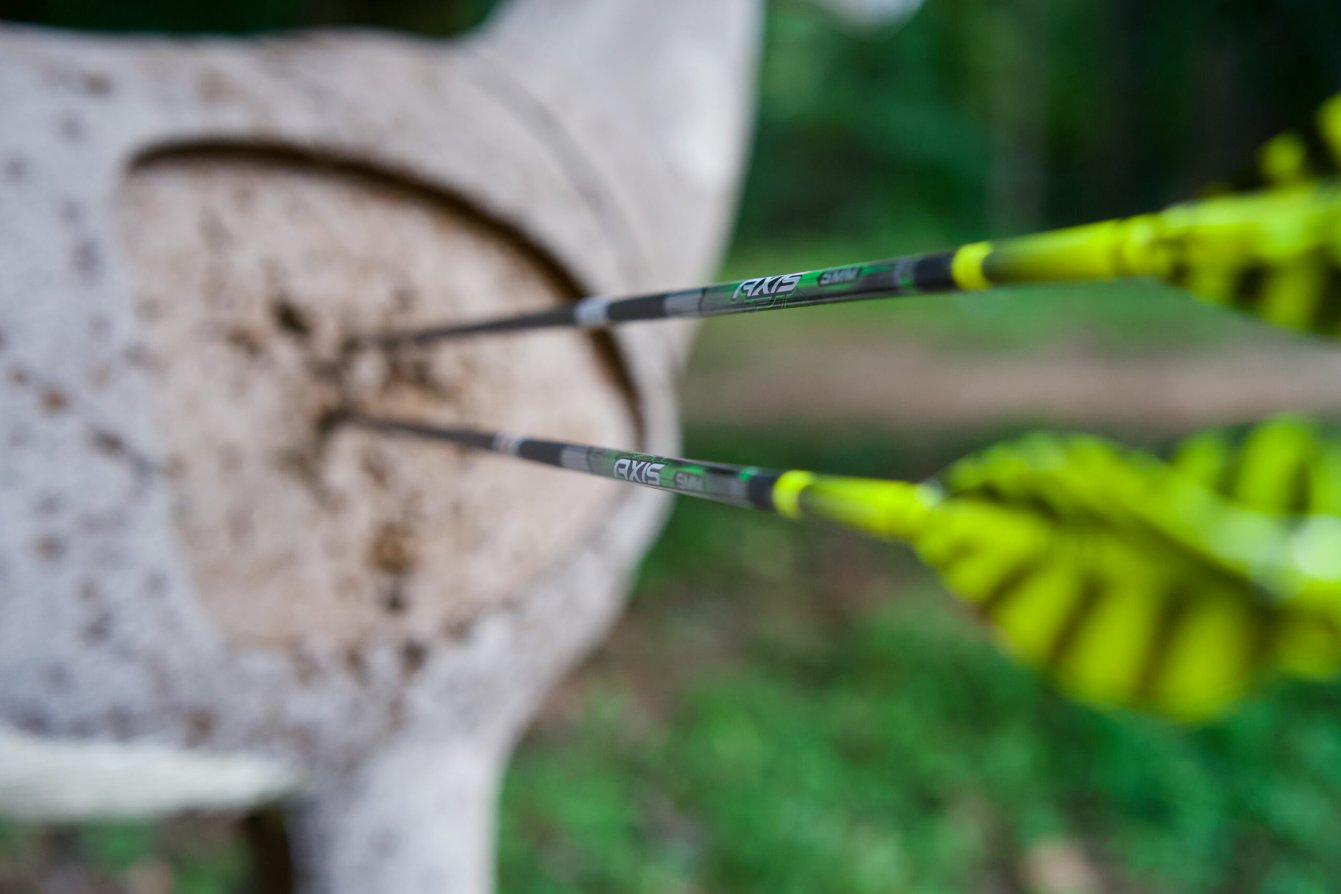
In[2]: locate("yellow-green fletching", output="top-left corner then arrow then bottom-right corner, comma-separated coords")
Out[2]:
944,93 -> 1341,338
920,434 -> 1335,721
1165,416 -> 1341,647
1170,414 -> 1341,516
968,185 -> 1341,338
1157,186 -> 1341,335
1168,92 -> 1341,335
915,494 -> 1287,721
768,428 -> 1341,720
1154,92 -> 1341,334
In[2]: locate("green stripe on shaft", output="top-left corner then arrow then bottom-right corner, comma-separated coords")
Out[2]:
343,414 -> 782,511
347,251 -> 964,349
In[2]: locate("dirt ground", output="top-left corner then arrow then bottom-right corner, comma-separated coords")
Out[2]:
681,326 -> 1341,434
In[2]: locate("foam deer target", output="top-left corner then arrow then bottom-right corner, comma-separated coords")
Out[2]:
0,3 -> 761,892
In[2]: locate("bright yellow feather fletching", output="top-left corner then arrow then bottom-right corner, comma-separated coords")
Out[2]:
779,422 -> 1341,721
961,92 -> 1341,339
926,430 -> 1341,720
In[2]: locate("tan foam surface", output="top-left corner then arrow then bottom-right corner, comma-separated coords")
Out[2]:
118,150 -> 635,649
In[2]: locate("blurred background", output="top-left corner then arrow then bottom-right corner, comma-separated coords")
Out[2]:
4,1 -> 1341,891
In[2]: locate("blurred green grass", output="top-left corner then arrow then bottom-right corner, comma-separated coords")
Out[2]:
497,426 -> 1341,894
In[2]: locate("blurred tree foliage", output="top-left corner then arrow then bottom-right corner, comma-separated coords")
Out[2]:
741,0 -> 1341,256
5,0 -> 1339,249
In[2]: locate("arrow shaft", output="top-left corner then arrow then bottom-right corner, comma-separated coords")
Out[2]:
349,248 -> 978,348
343,414 -> 935,540
346,414 -> 783,509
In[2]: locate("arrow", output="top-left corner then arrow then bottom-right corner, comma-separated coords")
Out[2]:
343,412 -> 1341,721
347,94 -> 1341,349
